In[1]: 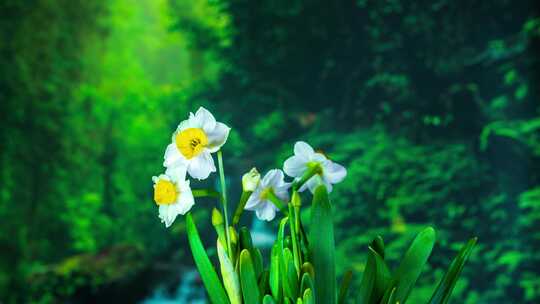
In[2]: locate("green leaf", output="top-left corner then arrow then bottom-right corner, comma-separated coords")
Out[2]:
263,294 -> 277,304
338,270 -> 353,304
300,272 -> 314,294
186,213 -> 229,304
357,247 -> 375,304
239,249 -> 261,304
428,237 -> 477,304
380,287 -> 396,304
259,270 -> 270,296
370,236 -> 385,259
282,248 -> 299,300
301,262 -> 315,279
392,227 -> 436,303
253,247 -> 264,279
239,227 -> 254,251
371,248 -> 392,299
303,288 -> 314,304
357,247 -> 391,304
217,240 -> 242,304
239,226 -> 262,277
270,243 -> 282,301
310,185 -> 336,304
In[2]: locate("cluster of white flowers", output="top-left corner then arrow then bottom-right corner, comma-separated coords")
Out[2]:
153,107 -> 230,227
245,141 -> 346,222
152,107 -> 347,226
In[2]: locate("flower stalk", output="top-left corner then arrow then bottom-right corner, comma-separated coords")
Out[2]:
292,163 -> 321,191
266,190 -> 289,215
288,203 -> 301,272
217,150 -> 233,257
232,190 -> 252,225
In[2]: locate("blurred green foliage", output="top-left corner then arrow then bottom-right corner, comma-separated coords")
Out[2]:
0,0 -> 539,303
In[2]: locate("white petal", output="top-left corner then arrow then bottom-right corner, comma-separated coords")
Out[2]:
255,203 -> 277,221
283,156 -> 307,178
261,169 -> 284,188
206,122 -> 231,152
165,166 -> 187,182
176,117 -> 197,132
163,143 -> 185,167
299,175 -> 323,193
312,153 -> 327,163
194,107 -> 217,132
245,189 -> 262,210
187,150 -> 216,180
323,161 -> 347,184
294,141 -> 315,161
274,186 -> 290,202
159,204 -> 180,228
273,179 -> 291,201
177,186 -> 195,215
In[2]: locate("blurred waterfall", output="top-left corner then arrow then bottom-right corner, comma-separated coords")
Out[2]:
141,269 -> 206,304
140,216 -> 275,303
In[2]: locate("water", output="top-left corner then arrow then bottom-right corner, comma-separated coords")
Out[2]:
250,217 -> 276,248
141,216 -> 275,303
141,268 -> 206,304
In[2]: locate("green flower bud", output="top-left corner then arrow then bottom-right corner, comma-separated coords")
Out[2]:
242,167 -> 260,192
212,208 -> 224,226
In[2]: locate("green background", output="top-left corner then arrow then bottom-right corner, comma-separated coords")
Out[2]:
1,0 -> 539,303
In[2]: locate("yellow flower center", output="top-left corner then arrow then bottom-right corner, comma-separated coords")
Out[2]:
175,128 -> 208,159
154,179 -> 178,205
307,161 -> 323,175
260,187 -> 273,200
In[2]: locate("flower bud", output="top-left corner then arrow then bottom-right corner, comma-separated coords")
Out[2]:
212,208 -> 224,226
242,167 -> 260,192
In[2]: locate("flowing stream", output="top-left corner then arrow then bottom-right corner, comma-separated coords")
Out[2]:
141,217 -> 275,303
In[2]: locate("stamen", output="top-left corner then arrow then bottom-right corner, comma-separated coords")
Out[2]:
175,128 -> 209,159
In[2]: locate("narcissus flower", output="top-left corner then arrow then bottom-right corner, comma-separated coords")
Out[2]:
284,141 -> 346,193
245,169 -> 290,221
164,107 -> 230,180
242,167 -> 261,192
152,167 -> 194,227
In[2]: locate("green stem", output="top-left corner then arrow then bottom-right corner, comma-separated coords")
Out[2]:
288,204 -> 301,272
292,164 -> 321,191
217,150 -> 232,256
192,188 -> 221,199
267,191 -> 289,215
232,191 -> 252,225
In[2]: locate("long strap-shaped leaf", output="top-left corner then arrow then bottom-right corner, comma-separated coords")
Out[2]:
310,185 -> 336,304
357,247 -> 391,304
392,227 -> 436,303
217,240 -> 242,304
239,249 -> 261,304
338,270 -> 353,304
427,237 -> 477,304
186,213 -> 230,304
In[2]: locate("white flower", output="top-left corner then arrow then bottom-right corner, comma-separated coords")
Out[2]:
283,141 -> 346,193
164,107 -> 231,180
245,169 -> 290,221
242,167 -> 261,192
152,167 -> 195,227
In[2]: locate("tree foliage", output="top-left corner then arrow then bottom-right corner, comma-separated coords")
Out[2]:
0,0 -> 539,303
